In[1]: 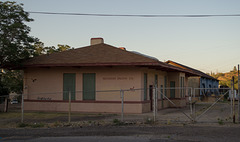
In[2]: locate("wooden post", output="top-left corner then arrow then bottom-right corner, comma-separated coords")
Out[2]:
21,94 -> 24,123
4,96 -> 8,112
121,90 -> 124,122
68,91 -> 71,123
153,87 -> 156,122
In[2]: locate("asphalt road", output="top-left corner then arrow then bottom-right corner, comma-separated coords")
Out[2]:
1,125 -> 240,142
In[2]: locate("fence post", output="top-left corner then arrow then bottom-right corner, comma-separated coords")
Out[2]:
68,91 -> 71,123
193,88 -> 196,121
238,64 -> 240,123
189,88 -> 193,116
153,87 -> 156,122
120,90 -> 124,122
232,77 -> 236,123
156,86 -> 158,117
4,95 -> 9,112
21,94 -> 24,123
153,85 -> 158,122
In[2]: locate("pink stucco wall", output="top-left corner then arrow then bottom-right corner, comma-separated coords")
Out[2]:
23,66 -> 188,113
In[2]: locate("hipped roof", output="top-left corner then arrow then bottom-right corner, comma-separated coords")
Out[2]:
22,43 -> 198,76
166,60 -> 218,80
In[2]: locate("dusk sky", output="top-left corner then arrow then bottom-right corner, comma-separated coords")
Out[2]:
9,0 -> 240,73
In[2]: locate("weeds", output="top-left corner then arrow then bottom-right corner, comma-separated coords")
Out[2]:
53,121 -> 62,127
17,123 -> 29,128
17,122 -> 45,128
145,118 -> 154,124
113,119 -> 124,125
217,118 -> 224,125
167,119 -> 171,125
31,123 -> 45,128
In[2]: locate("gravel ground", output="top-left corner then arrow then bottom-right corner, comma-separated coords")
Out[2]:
1,102 -> 240,141
1,125 -> 240,142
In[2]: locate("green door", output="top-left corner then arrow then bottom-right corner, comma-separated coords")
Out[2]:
170,81 -> 175,98
83,73 -> 96,100
63,73 -> 76,100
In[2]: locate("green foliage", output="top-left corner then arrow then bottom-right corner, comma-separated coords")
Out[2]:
1,70 -> 23,94
0,1 -> 38,69
217,118 -> 224,125
17,123 -> 29,128
57,44 -> 71,52
33,42 -> 72,56
31,123 -> 45,128
17,122 -> 45,128
145,117 -> 154,124
210,68 -> 239,90
53,121 -> 62,127
113,119 -> 124,125
0,2 -> 73,96
0,79 -> 9,103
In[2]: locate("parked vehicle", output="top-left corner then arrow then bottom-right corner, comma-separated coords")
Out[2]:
228,90 -> 239,101
10,100 -> 18,104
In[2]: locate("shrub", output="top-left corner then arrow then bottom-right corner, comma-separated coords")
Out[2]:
31,123 -> 45,128
17,123 -> 29,128
145,118 -> 154,124
113,119 -> 124,125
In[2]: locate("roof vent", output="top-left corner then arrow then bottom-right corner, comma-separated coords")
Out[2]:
91,38 -> 104,45
119,47 -> 126,50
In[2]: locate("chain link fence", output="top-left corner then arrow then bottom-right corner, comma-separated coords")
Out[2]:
0,87 -> 239,127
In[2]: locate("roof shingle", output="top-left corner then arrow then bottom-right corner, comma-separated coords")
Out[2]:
22,43 -> 199,76
166,60 -> 218,80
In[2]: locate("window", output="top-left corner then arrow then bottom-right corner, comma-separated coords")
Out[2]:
63,73 -> 76,100
83,73 -> 96,100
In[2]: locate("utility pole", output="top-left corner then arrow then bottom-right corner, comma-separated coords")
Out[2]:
232,76 -> 235,123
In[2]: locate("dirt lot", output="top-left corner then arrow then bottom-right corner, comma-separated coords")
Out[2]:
0,101 -> 237,124
1,102 -> 240,141
1,125 -> 240,142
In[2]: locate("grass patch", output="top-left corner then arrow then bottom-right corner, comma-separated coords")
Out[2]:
0,112 -> 21,119
17,122 -> 45,128
17,123 -> 29,128
31,123 -> 45,128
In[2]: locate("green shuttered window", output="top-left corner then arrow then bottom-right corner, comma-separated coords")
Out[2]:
63,73 -> 76,100
83,73 -> 96,100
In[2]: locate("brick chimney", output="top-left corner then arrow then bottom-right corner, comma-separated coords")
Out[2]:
119,47 -> 126,50
91,38 -> 104,45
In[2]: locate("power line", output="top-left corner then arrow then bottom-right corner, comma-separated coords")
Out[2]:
27,11 -> 240,18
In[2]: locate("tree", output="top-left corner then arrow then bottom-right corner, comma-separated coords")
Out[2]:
34,42 -> 72,56
233,66 -> 237,72
0,2 -> 73,96
0,1 -> 38,69
0,1 -> 37,100
1,70 -> 23,94
57,44 -> 71,52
